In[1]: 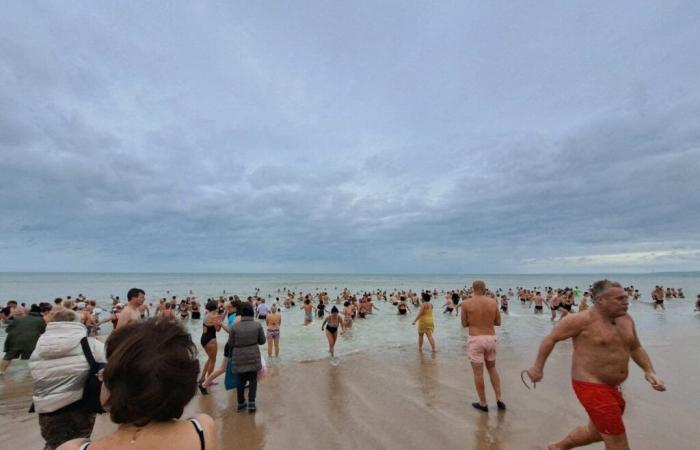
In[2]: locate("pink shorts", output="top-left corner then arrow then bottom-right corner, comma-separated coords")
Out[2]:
467,335 -> 497,364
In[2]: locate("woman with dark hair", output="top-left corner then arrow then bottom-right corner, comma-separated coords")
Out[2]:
57,319 -> 216,449
200,300 -> 240,393
321,306 -> 342,358
198,302 -> 221,388
228,302 -> 265,413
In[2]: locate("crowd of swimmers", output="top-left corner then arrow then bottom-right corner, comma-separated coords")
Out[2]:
0,283 -> 697,449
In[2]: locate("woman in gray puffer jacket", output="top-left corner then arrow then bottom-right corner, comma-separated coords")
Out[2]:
228,302 -> 265,413
29,309 -> 106,450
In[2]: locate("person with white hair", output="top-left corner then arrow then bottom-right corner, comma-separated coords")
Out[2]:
29,309 -> 106,450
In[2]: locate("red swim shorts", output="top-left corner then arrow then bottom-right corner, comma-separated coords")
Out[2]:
572,379 -> 626,436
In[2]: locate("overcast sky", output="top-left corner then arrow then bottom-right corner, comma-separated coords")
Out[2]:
1,1 -> 699,273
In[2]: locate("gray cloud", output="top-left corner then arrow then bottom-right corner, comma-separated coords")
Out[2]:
1,1 -> 699,273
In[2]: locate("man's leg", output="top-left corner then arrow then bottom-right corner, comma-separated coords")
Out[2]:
600,432 -> 630,450
485,360 -> 502,402
470,362 -> 487,405
548,421 -> 602,449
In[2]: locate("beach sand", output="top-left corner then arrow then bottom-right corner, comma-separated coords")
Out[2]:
2,332 -> 698,450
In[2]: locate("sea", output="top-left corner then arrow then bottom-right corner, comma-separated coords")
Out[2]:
2,272 -> 699,367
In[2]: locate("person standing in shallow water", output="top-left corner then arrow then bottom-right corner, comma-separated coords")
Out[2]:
526,280 -> 665,450
265,304 -> 281,358
321,306 -> 342,358
412,292 -> 436,352
461,280 -> 505,412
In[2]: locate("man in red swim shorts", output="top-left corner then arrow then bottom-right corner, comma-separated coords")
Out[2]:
525,280 -> 666,449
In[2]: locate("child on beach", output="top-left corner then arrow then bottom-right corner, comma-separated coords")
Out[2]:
321,306 -> 342,358
412,292 -> 436,352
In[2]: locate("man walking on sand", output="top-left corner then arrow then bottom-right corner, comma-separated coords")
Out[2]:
461,280 -> 505,412
116,288 -> 145,329
525,280 -> 665,450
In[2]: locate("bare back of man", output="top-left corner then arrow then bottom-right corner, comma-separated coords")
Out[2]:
461,280 -> 504,412
527,281 -> 665,450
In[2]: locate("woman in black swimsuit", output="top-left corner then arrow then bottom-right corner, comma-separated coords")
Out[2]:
317,302 -> 326,318
198,301 -> 221,388
179,300 -> 190,320
321,306 -> 342,358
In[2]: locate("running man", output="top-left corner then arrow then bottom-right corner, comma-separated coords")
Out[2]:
525,280 -> 665,450
461,280 -> 504,412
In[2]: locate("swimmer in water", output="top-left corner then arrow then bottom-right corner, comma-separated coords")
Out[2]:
397,296 -> 411,315
301,299 -> 314,325
321,306 -> 342,357
342,301 -> 353,332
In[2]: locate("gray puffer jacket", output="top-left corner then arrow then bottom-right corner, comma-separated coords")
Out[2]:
228,316 -> 266,373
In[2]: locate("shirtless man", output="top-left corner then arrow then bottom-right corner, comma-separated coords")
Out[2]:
652,286 -> 665,310
116,288 -> 145,329
533,291 -> 544,314
526,280 -> 665,450
461,280 -> 504,412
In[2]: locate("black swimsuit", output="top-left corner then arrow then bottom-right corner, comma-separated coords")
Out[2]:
200,324 -> 216,347
325,323 -> 339,335
79,418 -> 206,450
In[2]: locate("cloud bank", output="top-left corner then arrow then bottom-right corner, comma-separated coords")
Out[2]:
1,1 -> 699,273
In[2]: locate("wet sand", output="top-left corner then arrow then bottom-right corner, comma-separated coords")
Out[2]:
2,332 -> 698,450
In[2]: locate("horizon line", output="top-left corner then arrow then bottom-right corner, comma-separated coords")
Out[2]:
1,271 -> 698,276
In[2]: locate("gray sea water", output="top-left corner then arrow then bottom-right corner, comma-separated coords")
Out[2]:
2,272 -> 699,367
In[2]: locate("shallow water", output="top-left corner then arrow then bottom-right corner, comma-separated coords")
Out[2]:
1,272 -> 698,366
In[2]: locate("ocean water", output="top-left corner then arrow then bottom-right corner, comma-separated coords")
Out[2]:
1,272 -> 699,367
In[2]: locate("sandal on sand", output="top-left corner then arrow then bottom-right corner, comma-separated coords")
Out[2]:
520,370 -> 536,390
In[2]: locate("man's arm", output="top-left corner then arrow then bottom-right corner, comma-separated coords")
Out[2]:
494,305 -> 501,327
630,322 -> 666,391
461,303 -> 469,328
527,313 -> 587,382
